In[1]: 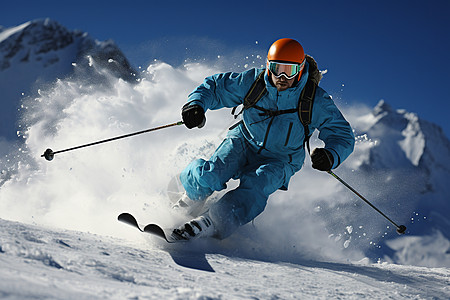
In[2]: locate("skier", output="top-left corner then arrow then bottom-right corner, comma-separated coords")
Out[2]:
172,38 -> 355,240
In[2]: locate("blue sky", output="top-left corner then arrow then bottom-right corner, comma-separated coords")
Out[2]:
2,0 -> 450,138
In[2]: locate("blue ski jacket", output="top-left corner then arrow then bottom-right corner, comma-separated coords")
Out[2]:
186,64 -> 355,173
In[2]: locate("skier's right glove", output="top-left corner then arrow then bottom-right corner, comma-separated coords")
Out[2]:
311,148 -> 334,171
181,104 -> 206,129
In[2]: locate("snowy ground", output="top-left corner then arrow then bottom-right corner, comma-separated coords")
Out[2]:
1,218 -> 448,299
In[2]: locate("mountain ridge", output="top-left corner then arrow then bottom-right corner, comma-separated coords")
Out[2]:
0,18 -> 136,140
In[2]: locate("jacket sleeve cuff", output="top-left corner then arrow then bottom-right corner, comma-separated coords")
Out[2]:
185,99 -> 205,111
327,148 -> 341,169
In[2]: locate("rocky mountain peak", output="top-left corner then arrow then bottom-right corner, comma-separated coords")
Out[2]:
0,19 -> 137,140
0,18 -> 135,79
372,99 -> 393,116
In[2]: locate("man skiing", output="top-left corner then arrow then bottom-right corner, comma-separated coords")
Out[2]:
172,38 -> 355,240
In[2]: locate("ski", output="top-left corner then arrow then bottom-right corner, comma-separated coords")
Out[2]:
143,224 -> 185,243
117,213 -> 184,243
117,213 -> 143,232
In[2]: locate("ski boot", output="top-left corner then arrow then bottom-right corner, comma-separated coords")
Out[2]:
172,213 -> 215,240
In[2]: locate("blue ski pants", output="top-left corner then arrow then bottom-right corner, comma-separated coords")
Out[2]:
180,128 -> 297,239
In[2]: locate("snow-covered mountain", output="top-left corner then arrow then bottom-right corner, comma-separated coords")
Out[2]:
356,100 -> 450,229
334,100 -> 450,266
0,18 -> 136,141
0,18 -> 449,299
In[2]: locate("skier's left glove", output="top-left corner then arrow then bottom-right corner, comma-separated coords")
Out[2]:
311,148 -> 334,171
182,104 -> 206,129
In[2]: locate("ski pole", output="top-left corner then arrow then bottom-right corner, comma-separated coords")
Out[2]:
41,121 -> 184,161
327,170 -> 407,235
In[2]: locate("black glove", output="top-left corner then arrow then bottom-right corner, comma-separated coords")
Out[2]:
181,104 -> 206,129
311,148 -> 334,171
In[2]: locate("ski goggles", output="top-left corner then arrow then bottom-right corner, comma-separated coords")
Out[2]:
267,60 -> 305,79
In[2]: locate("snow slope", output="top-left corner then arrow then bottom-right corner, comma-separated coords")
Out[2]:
1,218 -> 448,299
0,18 -> 449,298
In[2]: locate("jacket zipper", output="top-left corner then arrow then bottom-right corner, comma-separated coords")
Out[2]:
284,122 -> 293,146
257,117 -> 275,154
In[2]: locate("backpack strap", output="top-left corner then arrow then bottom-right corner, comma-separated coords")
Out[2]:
244,70 -> 267,108
231,70 -> 267,118
298,77 -> 317,154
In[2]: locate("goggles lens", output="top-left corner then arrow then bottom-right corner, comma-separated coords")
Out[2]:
268,60 -> 305,79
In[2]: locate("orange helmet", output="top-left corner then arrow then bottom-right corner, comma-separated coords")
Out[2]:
267,38 -> 306,80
